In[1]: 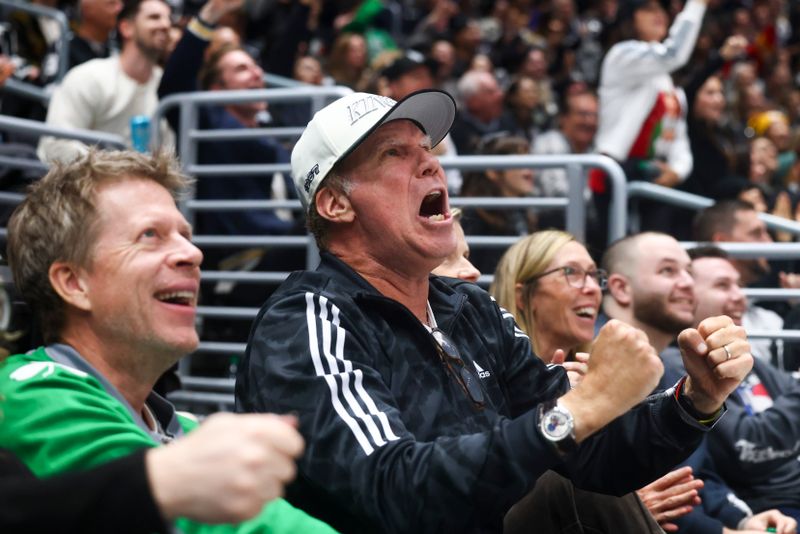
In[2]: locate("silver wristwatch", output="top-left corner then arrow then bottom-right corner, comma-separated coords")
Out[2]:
537,400 -> 577,455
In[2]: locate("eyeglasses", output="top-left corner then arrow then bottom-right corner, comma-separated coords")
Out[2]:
529,266 -> 608,290
430,327 -> 485,408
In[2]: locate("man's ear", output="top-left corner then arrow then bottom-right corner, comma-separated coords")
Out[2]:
118,18 -> 133,42
606,273 -> 631,306
49,261 -> 92,312
315,186 -> 355,223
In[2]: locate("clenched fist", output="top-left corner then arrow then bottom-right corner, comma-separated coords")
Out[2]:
678,315 -> 753,415
560,320 -> 664,441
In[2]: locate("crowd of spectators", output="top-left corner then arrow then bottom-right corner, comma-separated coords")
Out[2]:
2,0 -> 800,247
3,1 -> 800,531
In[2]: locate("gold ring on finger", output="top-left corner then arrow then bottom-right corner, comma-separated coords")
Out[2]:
723,344 -> 733,361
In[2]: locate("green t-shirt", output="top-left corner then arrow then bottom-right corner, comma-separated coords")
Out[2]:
0,347 -> 337,534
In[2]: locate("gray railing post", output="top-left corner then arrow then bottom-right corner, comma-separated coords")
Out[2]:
564,162 -> 585,242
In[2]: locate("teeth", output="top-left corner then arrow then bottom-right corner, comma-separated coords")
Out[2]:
425,191 -> 442,200
429,214 -> 444,221
156,291 -> 195,304
575,307 -> 596,318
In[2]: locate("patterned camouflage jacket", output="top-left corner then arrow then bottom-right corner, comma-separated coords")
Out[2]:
236,252 -> 709,534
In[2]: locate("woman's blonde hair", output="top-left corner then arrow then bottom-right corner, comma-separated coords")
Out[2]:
491,230 -> 576,357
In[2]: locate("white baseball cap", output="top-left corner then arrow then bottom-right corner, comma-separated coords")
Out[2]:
291,89 -> 456,213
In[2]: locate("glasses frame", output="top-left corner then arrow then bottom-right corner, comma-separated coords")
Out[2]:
529,265 -> 608,290
429,327 -> 485,409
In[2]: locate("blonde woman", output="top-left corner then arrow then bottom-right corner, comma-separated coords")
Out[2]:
493,230 -> 702,534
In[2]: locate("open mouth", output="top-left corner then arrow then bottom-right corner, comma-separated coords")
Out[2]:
420,190 -> 447,221
574,307 -> 596,319
155,290 -> 196,307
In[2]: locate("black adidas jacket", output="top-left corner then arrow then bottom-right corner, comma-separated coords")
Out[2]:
236,252 -> 710,533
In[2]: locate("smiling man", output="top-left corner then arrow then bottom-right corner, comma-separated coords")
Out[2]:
0,150 -> 335,534
602,232 -> 698,370
688,247 -> 800,526
38,0 -> 174,163
236,90 -> 753,533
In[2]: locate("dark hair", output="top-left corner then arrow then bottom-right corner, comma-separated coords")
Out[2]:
687,245 -> 730,261
199,43 -> 246,90
558,84 -> 597,117
7,149 -> 189,344
692,199 -> 756,241
460,135 -> 530,198
118,0 -> 169,23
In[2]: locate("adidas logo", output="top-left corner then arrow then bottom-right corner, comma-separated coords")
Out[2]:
473,361 -> 491,379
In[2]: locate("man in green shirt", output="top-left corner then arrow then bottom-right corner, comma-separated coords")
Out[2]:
0,148 -> 335,534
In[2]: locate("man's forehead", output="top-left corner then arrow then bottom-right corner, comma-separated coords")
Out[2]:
733,209 -> 760,228
138,0 -> 170,16
638,235 -> 689,265
693,257 -> 739,283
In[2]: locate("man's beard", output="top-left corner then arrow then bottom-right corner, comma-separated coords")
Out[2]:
632,293 -> 694,337
136,36 -> 168,64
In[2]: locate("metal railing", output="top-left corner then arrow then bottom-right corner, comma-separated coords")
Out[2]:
628,182 -> 800,238
0,115 -> 128,177
0,0 -> 71,103
151,86 -> 353,160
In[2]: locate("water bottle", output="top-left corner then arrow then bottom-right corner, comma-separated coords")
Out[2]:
130,115 -> 151,153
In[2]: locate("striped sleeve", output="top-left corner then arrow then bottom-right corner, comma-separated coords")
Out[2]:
303,292 -> 400,455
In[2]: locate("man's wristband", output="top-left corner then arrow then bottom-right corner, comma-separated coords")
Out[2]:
674,376 -> 723,425
188,16 -> 216,41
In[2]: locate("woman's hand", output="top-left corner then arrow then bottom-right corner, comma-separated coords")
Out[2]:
636,466 -> 703,532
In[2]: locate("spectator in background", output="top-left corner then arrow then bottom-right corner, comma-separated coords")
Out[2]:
689,247 -> 800,526
0,149 -> 335,534
692,200 -> 792,370
595,0 -> 706,237
0,55 -> 15,86
325,32 -> 369,90
450,69 -> 515,155
447,13 -> 484,78
431,208 -> 480,283
270,55 -> 325,128
693,200 -> 776,287
531,85 -> 599,232
7,0 -> 62,87
428,38 -> 458,96
600,232 -> 795,533
744,136 -> 780,195
493,230 -> 702,534
689,246 -> 784,366
679,35 -> 749,206
378,50 -> 436,100
38,0 -> 173,164
247,0 -> 320,80
460,134 -> 536,275
514,47 -> 557,124
69,0 -> 124,68
159,0 -> 306,350
503,75 -> 547,143
407,0 -> 458,51
158,0 -> 298,238
748,110 -> 796,183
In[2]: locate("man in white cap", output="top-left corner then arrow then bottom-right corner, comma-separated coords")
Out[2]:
236,89 -> 753,533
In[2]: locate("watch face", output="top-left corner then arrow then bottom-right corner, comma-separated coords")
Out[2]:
541,410 -> 572,440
